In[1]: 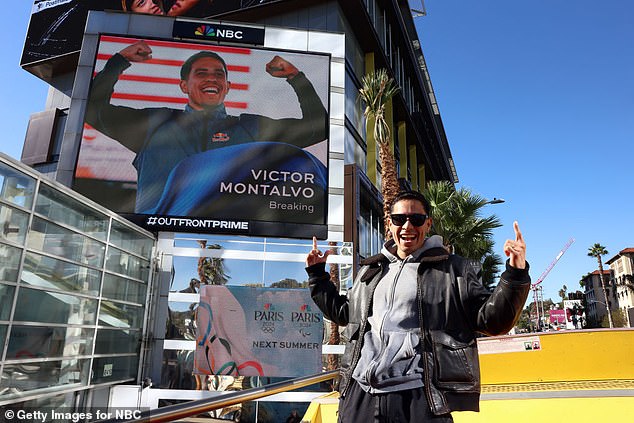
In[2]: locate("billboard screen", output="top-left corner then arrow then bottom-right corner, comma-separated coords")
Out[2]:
73,35 -> 330,237
22,0 -> 276,67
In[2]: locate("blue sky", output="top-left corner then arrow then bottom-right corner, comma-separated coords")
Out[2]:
2,2 -> 633,304
416,1 -> 634,302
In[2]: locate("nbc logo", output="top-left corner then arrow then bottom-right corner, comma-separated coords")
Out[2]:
194,25 -> 215,37
194,25 -> 244,40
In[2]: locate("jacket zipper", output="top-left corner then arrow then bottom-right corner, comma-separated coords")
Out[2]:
418,264 -> 436,410
365,259 -> 406,384
343,262 -> 384,397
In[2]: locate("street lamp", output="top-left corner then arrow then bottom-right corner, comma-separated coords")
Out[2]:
485,198 -> 505,205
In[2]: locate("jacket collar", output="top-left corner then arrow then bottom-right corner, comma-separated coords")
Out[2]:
381,235 -> 447,263
359,235 -> 449,282
184,103 -> 228,120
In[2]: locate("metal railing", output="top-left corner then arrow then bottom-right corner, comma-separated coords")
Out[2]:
99,370 -> 339,423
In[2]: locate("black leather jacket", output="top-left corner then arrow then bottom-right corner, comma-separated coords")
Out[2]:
307,243 -> 530,415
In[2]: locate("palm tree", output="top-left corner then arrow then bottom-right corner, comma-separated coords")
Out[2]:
481,253 -> 504,290
424,181 -> 502,257
558,284 -> 568,306
423,180 -> 503,288
587,243 -> 613,328
359,68 -> 400,237
197,240 -> 230,286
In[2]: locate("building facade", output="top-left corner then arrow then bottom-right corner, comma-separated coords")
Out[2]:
0,153 -> 155,409
606,248 -> 634,327
581,270 -> 615,328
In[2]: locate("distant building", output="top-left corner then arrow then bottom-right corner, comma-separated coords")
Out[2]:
581,270 -> 614,327
605,248 -> 634,327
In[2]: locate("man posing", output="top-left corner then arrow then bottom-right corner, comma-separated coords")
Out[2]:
84,40 -> 327,213
306,191 -> 530,422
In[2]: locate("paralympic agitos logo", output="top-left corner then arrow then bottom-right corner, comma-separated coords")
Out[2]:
195,25 -> 244,40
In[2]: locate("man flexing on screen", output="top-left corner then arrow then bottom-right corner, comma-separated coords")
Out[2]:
85,40 -> 327,214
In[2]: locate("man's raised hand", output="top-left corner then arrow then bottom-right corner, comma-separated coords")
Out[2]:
503,221 -> 526,269
119,41 -> 153,63
265,55 -> 299,79
306,236 -> 331,267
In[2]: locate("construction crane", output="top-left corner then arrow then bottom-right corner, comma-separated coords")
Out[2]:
531,238 -> 575,331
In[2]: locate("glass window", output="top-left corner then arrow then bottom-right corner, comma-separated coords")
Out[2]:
166,301 -> 198,340
264,260 -> 309,288
0,203 -> 29,245
0,283 -> 15,320
21,252 -> 101,296
27,217 -> 105,267
13,287 -> 98,325
91,356 -> 138,384
171,256 -> 258,292
102,273 -> 147,304
2,359 -> 89,394
4,390 -> 83,411
95,329 -> 141,354
161,349 -> 196,390
0,324 -> 6,349
263,238 -> 313,254
0,243 -> 21,283
0,162 -> 35,209
358,189 -> 384,259
35,184 -> 108,241
345,70 -> 364,138
106,246 -> 150,281
6,326 -> 94,359
174,234 -> 265,251
99,301 -> 144,329
110,220 -> 153,259
344,128 -> 367,170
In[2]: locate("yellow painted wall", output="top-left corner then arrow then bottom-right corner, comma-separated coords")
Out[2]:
479,329 -> 634,384
408,145 -> 418,191
454,397 -> 634,423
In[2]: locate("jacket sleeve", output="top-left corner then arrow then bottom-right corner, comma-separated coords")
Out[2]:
255,72 -> 327,148
84,53 -> 154,153
306,262 -> 349,326
468,260 -> 531,336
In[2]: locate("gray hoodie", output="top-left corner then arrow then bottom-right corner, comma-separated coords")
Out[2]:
351,235 -> 445,393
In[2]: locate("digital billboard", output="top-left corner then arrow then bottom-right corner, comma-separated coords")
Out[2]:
73,35 -> 330,237
22,0 -> 276,67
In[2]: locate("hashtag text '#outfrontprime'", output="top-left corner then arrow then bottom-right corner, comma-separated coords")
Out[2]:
146,216 -> 249,230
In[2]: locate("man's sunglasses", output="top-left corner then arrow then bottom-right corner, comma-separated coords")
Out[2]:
390,213 -> 428,227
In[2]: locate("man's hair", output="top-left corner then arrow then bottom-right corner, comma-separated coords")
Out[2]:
122,0 -> 163,11
180,51 -> 228,80
390,190 -> 432,216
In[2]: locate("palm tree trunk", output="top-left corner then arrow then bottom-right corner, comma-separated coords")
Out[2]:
378,138 -> 400,238
597,257 -> 614,328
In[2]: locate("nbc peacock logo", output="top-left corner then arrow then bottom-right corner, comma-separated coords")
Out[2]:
194,25 -> 215,37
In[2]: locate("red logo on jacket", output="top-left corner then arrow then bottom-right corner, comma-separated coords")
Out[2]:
211,132 -> 230,142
